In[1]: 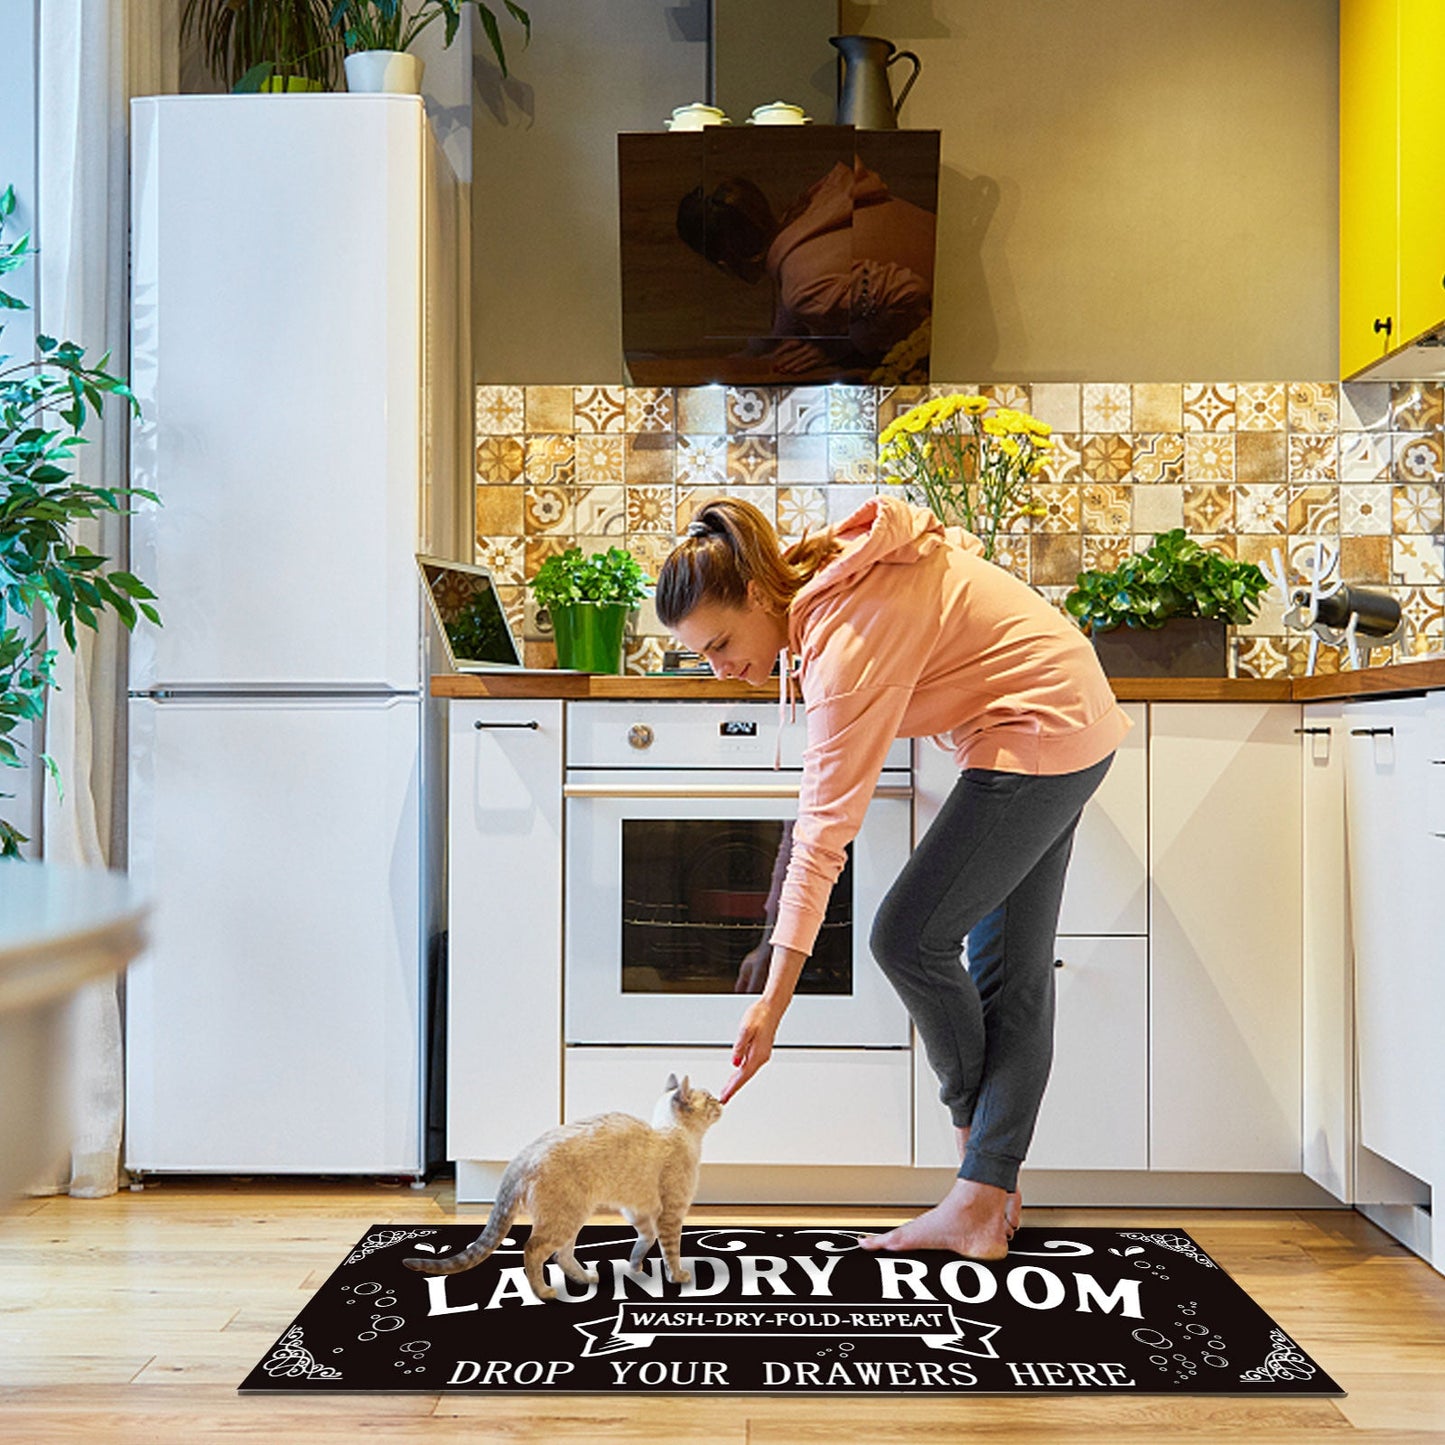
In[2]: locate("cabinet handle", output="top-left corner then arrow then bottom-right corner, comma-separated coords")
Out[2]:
474,720 -> 540,730
1349,727 -> 1394,736
1053,958 -> 1065,969
1294,727 -> 1332,735
1374,316 -> 1393,338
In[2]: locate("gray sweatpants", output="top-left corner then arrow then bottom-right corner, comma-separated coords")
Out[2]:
869,754 -> 1114,1193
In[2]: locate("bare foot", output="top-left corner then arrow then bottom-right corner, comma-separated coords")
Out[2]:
1006,1189 -> 1021,1238
860,1178 -> 1009,1261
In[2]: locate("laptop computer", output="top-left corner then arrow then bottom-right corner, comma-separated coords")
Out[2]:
417,555 -> 579,674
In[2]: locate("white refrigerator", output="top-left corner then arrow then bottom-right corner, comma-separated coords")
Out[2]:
124,95 -> 466,1175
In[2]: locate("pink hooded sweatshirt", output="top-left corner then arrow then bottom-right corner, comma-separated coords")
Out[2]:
771,495 -> 1132,958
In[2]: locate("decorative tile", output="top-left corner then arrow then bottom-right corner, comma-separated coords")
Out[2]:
1132,383 -> 1182,432
1182,484 -> 1233,533
573,385 -> 627,433
1031,533 -> 1081,587
725,434 -> 778,486
625,485 -> 675,534
776,386 -> 831,434
494,583 -> 526,634
1288,433 -> 1338,482
1235,431 -> 1286,483
826,485 -> 876,524
474,484 -> 524,536
475,384 -> 525,434
777,485 -> 829,538
1031,483 -> 1079,533
1192,533 -> 1236,559
675,434 -> 727,489
981,534 -> 1024,582
1394,483 -> 1445,534
1340,382 -> 1391,431
828,386 -> 877,434
524,434 -> 575,486
1339,432 -> 1391,483
1288,382 -> 1338,433
1393,535 -> 1445,584
574,434 -> 626,485
523,483 -> 576,533
674,489 -> 711,532
1080,434 -> 1132,482
722,485 -> 776,524
475,435 -> 525,483
1037,433 -> 1083,483
1029,383 -> 1080,433
777,432 -> 829,484
624,432 -> 675,485
877,385 -> 928,428
981,383 -> 1029,412
828,434 -> 877,483
1183,382 -> 1236,432
1340,534 -> 1393,581
1132,484 -> 1183,534
1390,382 -> 1444,431
1184,433 -> 1234,482
1080,483 -> 1130,534
1235,484 -> 1289,534
1338,484 -> 1392,536
1287,485 -> 1339,534
1235,636 -> 1289,679
1082,382 -> 1131,432
627,532 -> 678,578
1130,433 -> 1184,485
726,387 -> 776,435
675,386 -> 728,434
626,388 -> 675,432
574,485 -> 627,536
624,634 -> 667,676
524,534 -> 573,575
1401,583 -> 1445,637
1235,383 -> 1287,430
524,385 -> 574,433
1394,433 -> 1444,482
522,639 -> 558,669
1081,534 -> 1137,573
473,534 -> 525,585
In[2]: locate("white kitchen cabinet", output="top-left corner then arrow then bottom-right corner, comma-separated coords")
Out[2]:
566,1046 -> 912,1167
1299,702 -> 1353,1202
446,699 -> 564,1163
1149,703 -> 1303,1173
911,702 -> 1148,936
1343,694 -> 1437,1184
913,935 -> 1149,1171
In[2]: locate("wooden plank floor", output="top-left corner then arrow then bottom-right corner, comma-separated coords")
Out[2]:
2,1180 -> 1443,1442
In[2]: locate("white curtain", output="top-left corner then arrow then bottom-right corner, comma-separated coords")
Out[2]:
34,0 -> 178,1198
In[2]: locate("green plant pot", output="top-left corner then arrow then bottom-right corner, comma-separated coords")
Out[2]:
259,75 -> 325,92
550,602 -> 630,674
1091,616 -> 1229,678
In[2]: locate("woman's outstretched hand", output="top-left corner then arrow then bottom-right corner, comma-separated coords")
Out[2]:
720,998 -> 781,1103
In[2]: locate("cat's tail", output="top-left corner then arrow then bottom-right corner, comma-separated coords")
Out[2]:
402,1164 -> 525,1276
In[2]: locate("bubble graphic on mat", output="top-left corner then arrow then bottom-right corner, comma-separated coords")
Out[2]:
372,1315 -> 404,1332
1208,1339 -> 1225,1350
375,1296 -> 396,1308
1186,1323 -> 1208,1335
1203,1353 -> 1228,1368
1132,1328 -> 1173,1350
839,1343 -> 854,1354
358,1331 -> 377,1341
1149,1354 -> 1168,1366
401,1341 -> 431,1354
353,1282 -> 383,1296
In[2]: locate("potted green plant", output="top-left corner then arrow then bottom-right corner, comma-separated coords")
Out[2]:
0,187 -> 160,857
181,0 -> 344,92
528,547 -> 650,675
329,0 -> 529,94
1064,530 -> 1269,677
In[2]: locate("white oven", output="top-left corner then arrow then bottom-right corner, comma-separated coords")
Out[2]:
563,702 -> 912,1048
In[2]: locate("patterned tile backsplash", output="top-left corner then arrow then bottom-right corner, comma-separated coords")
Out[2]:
473,381 -> 1445,677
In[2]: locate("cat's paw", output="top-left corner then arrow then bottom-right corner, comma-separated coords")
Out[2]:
585,1267 -> 600,1284
667,1268 -> 692,1285
534,1284 -> 558,1301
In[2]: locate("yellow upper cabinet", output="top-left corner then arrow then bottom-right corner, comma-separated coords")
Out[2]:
1340,0 -> 1445,379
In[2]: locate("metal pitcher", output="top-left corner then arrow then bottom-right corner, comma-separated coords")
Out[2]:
830,34 -> 922,129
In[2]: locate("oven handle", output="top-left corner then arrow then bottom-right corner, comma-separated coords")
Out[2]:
563,783 -> 913,800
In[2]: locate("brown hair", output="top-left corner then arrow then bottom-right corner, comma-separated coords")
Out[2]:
655,498 -> 841,630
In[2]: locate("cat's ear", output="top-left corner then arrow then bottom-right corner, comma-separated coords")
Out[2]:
666,1072 -> 680,1093
678,1074 -> 691,1098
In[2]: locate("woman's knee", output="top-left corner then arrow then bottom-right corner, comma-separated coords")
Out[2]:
869,895 -> 922,980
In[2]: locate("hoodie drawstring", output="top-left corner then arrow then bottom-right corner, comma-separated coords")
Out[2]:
774,647 -> 796,770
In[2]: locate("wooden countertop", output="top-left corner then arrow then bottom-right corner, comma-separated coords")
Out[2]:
433,657 -> 1445,703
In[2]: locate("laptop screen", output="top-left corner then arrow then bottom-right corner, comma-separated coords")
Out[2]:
418,558 -> 522,668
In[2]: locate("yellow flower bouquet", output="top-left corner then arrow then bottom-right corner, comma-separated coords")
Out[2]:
878,393 -> 1052,560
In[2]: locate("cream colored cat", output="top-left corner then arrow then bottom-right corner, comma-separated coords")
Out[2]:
403,1074 -> 724,1301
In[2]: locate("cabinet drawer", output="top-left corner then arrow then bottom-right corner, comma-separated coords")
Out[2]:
564,1046 -> 911,1167
913,936 -> 1149,1172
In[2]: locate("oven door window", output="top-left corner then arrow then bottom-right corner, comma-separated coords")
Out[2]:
621,819 -> 852,995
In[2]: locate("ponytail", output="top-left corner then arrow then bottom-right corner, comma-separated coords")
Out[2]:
655,498 -> 840,629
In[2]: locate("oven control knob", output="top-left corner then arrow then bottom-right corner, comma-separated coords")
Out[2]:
627,723 -> 655,750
